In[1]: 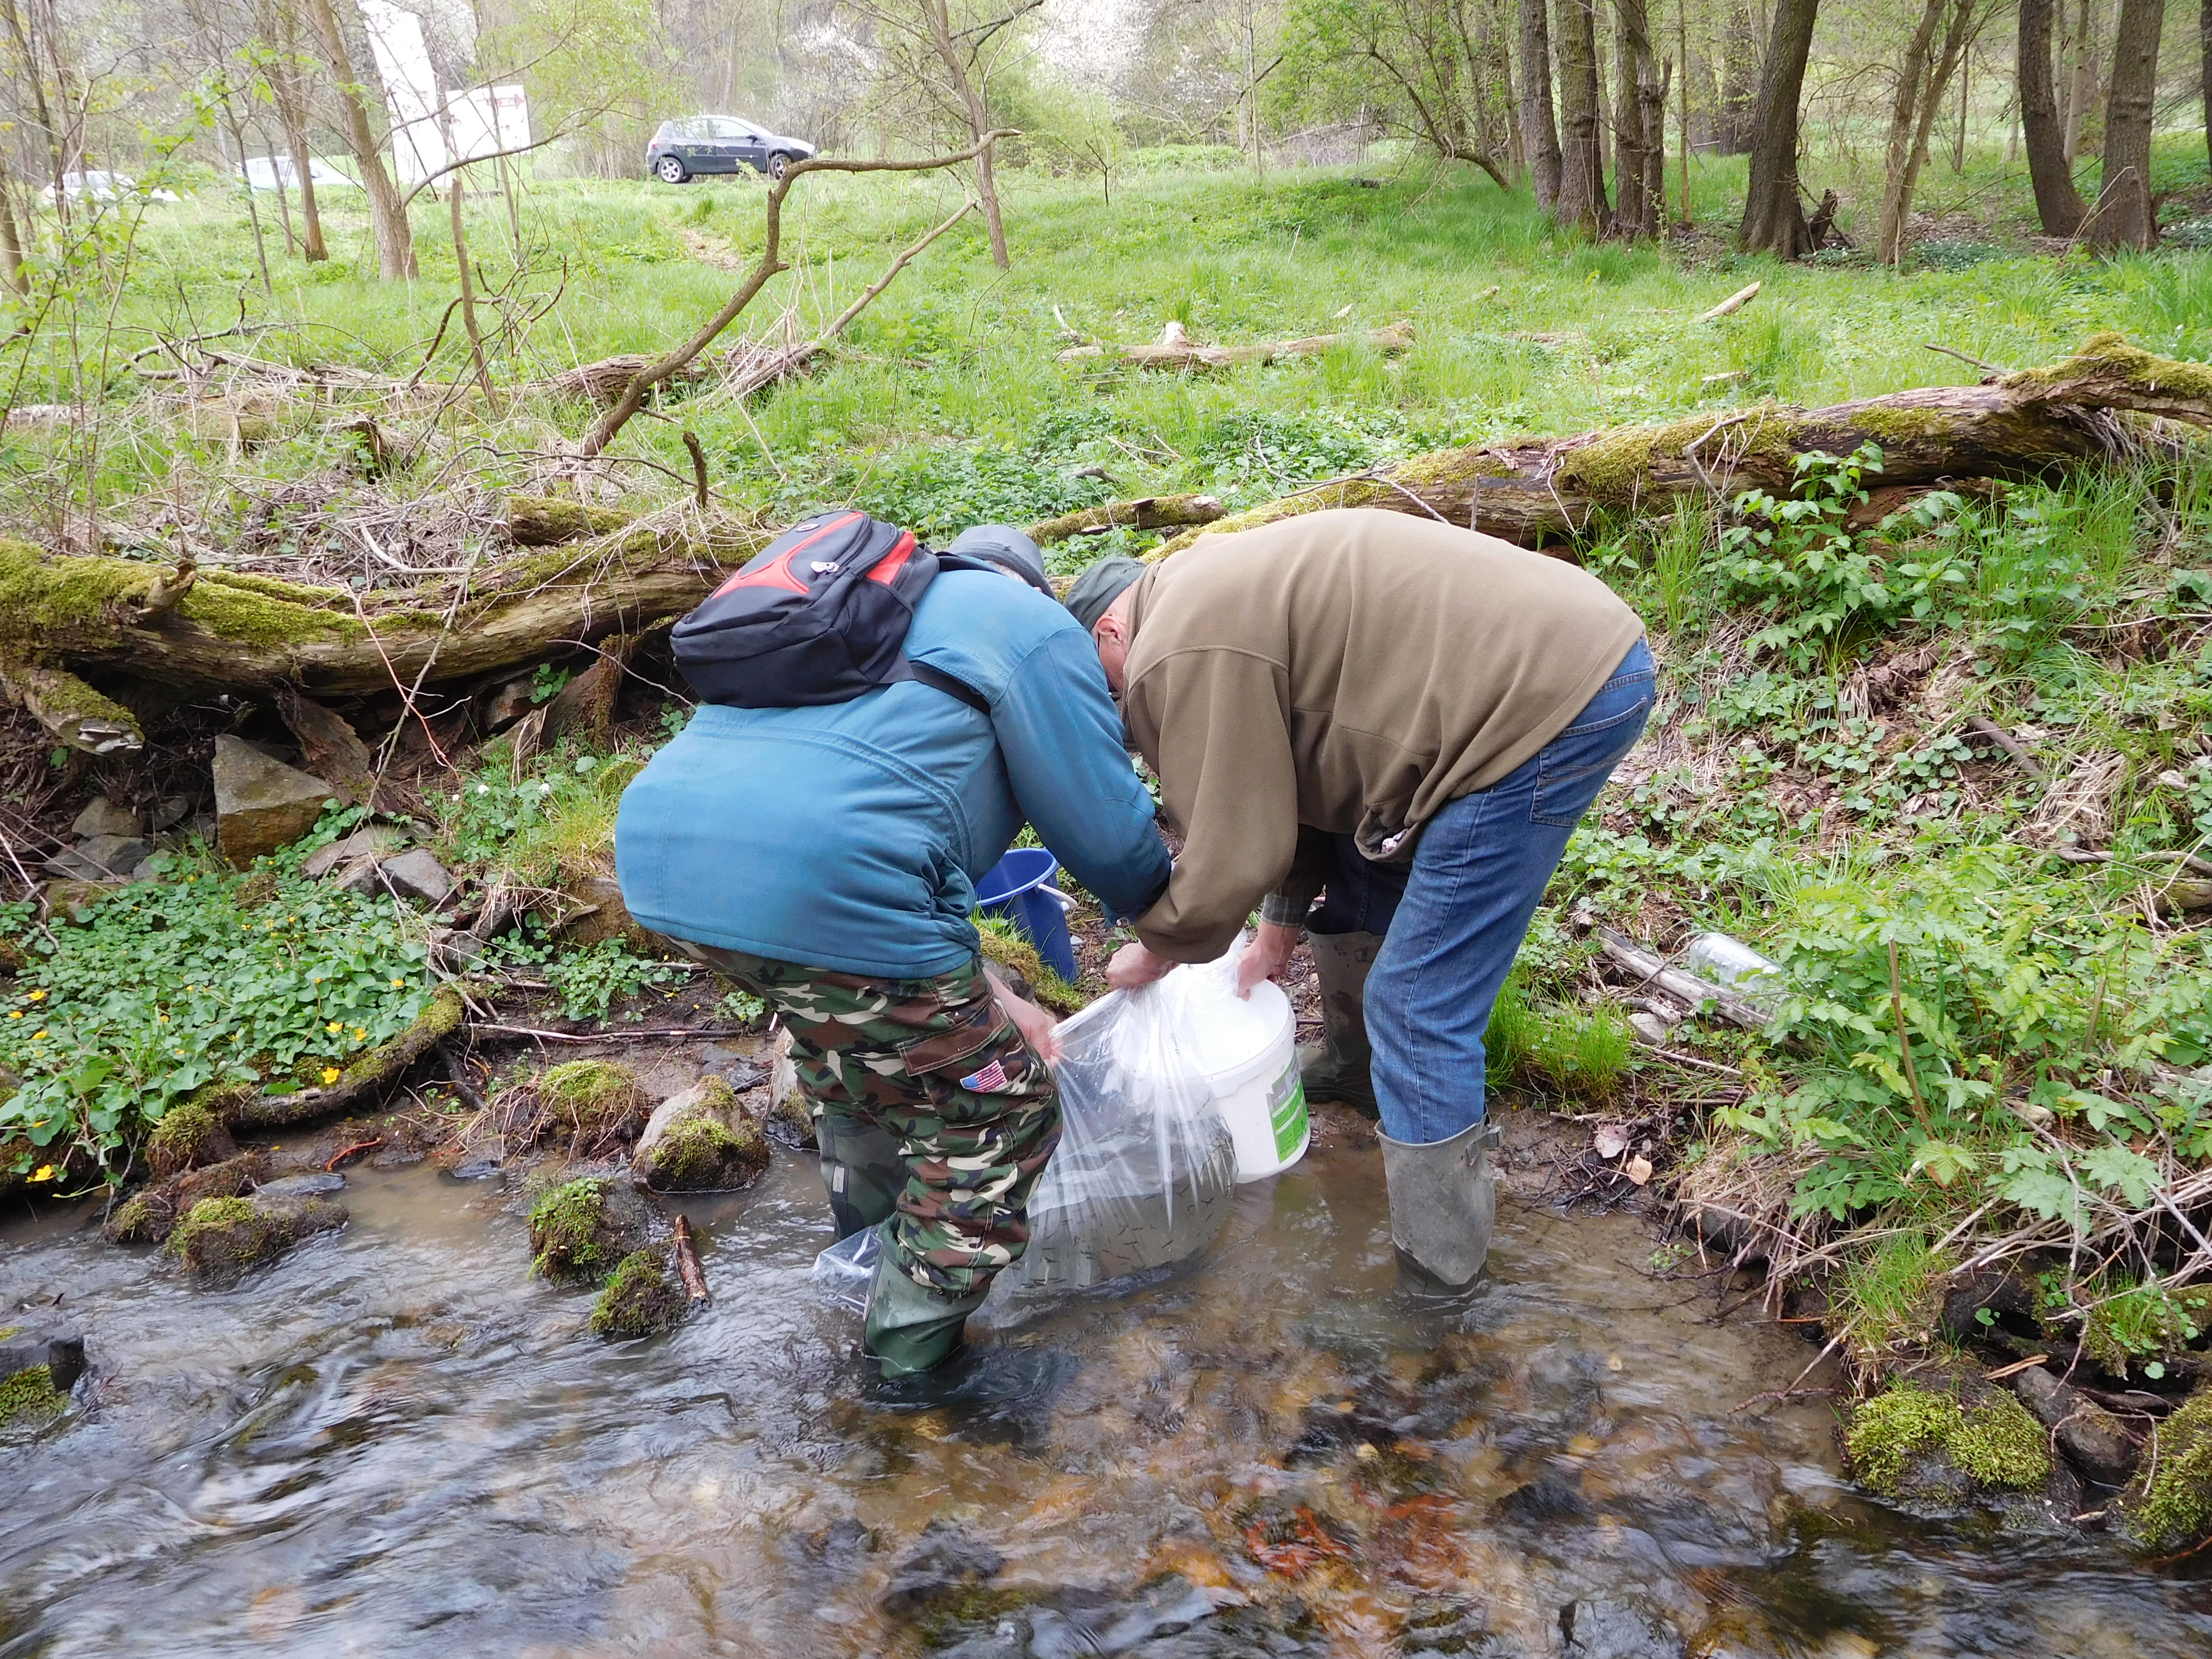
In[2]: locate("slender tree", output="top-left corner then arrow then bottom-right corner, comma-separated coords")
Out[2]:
1554,0 -> 1610,231
1608,0 -> 1666,238
1875,0 -> 1983,265
1516,0 -> 1560,206
301,0 -> 414,277
2018,0 -> 2085,234
1736,0 -> 1818,257
261,0 -> 327,261
2086,0 -> 2164,249
1717,1 -> 1757,152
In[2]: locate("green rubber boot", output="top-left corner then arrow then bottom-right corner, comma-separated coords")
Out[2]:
863,1228 -> 992,1379
1377,1119 -> 1498,1292
818,1108 -> 904,1240
1299,931 -> 1383,1118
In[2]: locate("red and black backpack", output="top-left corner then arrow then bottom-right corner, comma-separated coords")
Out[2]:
671,511 -> 988,711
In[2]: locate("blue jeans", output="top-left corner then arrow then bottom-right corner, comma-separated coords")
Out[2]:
1320,639 -> 1655,1145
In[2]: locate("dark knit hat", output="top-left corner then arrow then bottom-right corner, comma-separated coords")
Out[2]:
1061,555 -> 1145,634
946,524 -> 1055,599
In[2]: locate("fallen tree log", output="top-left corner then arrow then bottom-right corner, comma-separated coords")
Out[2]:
1060,319 -> 1414,370
1026,494 -> 1225,544
1150,332 -> 2212,555
9,337 -> 2208,718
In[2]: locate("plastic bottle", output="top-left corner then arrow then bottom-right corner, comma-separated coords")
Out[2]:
1683,932 -> 1786,1007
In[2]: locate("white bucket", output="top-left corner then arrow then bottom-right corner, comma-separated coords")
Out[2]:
1159,971 -> 1308,1182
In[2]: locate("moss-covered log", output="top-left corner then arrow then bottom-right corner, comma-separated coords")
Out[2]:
0,660 -> 144,753
231,984 -> 467,1130
1152,332 -> 2212,556
0,515 -> 773,702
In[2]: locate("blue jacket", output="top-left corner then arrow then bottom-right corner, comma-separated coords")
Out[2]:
615,569 -> 1171,978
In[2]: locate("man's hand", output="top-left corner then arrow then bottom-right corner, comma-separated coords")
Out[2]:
1106,939 -> 1178,992
984,964 -> 1062,1064
1235,919 -> 1300,998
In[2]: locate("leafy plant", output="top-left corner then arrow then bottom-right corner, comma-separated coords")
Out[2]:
544,937 -> 687,1023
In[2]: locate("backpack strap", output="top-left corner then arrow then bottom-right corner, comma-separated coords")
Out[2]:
904,659 -> 990,715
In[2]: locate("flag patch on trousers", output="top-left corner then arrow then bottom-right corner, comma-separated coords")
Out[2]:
959,1058 -> 1010,1093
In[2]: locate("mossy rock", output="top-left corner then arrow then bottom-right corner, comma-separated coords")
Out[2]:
0,1364 -> 65,1429
589,1248 -> 687,1340
527,1175 -> 649,1282
165,1191 -> 347,1284
536,1059 -> 649,1153
146,1101 -> 237,1180
105,1153 -> 267,1245
976,921 -> 1082,1015
763,1089 -> 816,1150
634,1078 -> 769,1193
2118,1385 -> 2212,1553
1844,1382 -> 2055,1508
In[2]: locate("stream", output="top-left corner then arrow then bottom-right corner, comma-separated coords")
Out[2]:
4,1120 -> 2210,1658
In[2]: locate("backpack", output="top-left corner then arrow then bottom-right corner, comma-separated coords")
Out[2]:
671,511 -> 989,712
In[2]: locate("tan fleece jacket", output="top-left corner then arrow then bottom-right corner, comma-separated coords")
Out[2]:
1122,508 -> 1644,962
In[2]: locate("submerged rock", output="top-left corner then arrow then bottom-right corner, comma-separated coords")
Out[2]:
880,1518 -> 1008,1618
589,1248 -> 686,1339
2117,1384 -> 2212,1552
146,1100 -> 238,1180
634,1077 -> 769,1192
0,1362 -> 67,1429
526,1176 -> 649,1282
212,734 -> 338,868
166,1192 -> 348,1283
256,1172 -> 347,1198
0,1322 -> 85,1400
1559,1597 -> 1685,1659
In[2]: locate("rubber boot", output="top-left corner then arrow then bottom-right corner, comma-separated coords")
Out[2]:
1376,1118 -> 1498,1292
863,1228 -> 991,1379
818,1109 -> 905,1240
1299,931 -> 1382,1118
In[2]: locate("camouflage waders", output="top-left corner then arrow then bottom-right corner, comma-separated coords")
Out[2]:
680,945 -> 1059,1374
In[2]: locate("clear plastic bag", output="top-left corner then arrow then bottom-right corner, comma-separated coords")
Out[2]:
810,962 -> 1241,1306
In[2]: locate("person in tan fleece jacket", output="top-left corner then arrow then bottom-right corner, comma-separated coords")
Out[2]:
1061,507 -> 1651,1289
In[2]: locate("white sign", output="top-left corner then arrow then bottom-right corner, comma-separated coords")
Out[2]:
360,0 -> 445,184
448,84 -> 530,163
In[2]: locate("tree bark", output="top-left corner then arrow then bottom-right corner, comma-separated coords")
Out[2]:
267,5 -> 329,263
1609,0 -> 1667,239
301,0 -> 414,279
2019,0 -> 2087,235
2060,0 -> 2092,163
917,0 -> 1026,270
1555,0 -> 1611,231
1876,0 -> 1980,266
1517,0 -> 1563,207
1718,1 -> 1759,152
1146,333 -> 2212,553
1736,0 -> 1819,257
2202,0 -> 2211,186
2085,0 -> 2165,249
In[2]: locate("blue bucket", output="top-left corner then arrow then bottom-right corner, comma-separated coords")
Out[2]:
976,848 -> 1078,982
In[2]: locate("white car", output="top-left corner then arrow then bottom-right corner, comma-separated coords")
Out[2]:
44,170 -> 180,203
240,155 -> 360,193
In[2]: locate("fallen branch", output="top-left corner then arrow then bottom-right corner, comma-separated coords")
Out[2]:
1597,928 -> 1769,1031
1027,494 -> 1225,544
1694,281 -> 1762,324
0,660 -> 144,754
672,1212 -> 711,1305
1059,319 -> 1414,369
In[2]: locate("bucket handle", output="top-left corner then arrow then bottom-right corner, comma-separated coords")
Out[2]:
1036,884 -> 1077,914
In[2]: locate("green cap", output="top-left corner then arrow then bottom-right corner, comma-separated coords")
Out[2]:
1061,555 -> 1144,634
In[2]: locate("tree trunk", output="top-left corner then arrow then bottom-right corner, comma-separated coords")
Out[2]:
1555,0 -> 1611,231
921,0 -> 1010,269
1717,1 -> 1759,152
1517,0 -> 1563,206
2060,0 -> 2092,163
1144,333 -> 2211,553
268,12 -> 329,263
301,0 -> 415,279
1736,0 -> 1819,257
2019,0 -> 2087,235
1609,0 -> 1664,238
2086,0 -> 2165,249
1876,0 -> 1978,266
0,151 -> 26,292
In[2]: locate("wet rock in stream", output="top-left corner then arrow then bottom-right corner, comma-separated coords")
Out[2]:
880,1518 -> 1009,1618
589,1248 -> 685,1340
526,1175 -> 650,1282
0,1320 -> 86,1429
1558,1597 -> 1685,1659
104,1153 -> 270,1244
145,1100 -> 237,1178
632,1076 -> 769,1193
165,1192 -> 348,1283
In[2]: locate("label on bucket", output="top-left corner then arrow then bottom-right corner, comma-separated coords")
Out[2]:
1265,1059 -> 1308,1162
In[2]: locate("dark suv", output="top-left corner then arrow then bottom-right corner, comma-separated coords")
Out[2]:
645,116 -> 816,183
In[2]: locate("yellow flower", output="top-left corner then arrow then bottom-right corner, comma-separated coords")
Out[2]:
30,1030 -> 45,1040
157,1013 -> 168,1022
326,1021 -> 343,1034
321,1067 -> 341,1084
351,1027 -> 367,1043
390,978 -> 405,988
27,988 -> 45,1001
29,1165 -> 54,1181
5,1010 -> 18,1019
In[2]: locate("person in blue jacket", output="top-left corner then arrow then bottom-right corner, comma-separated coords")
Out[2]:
616,525 -> 1171,1377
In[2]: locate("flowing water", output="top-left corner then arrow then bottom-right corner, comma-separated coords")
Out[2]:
4,1121 -> 2211,1658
